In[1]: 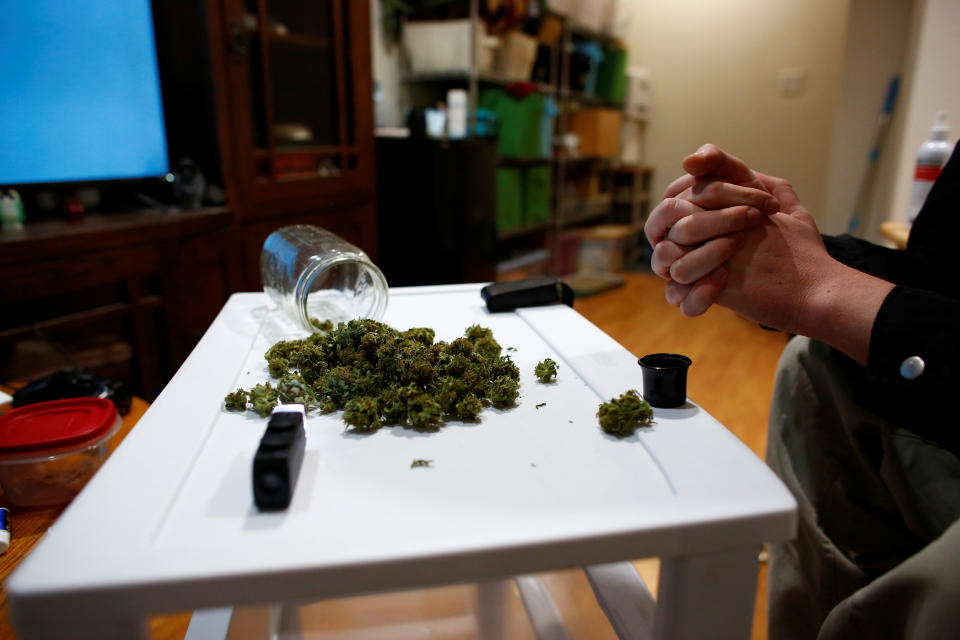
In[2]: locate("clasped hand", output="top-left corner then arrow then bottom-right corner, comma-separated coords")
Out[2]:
643,144 -> 835,335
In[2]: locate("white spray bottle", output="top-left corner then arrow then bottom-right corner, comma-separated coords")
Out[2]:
907,111 -> 952,225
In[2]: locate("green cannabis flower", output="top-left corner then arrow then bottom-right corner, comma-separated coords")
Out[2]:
225,320 -> 522,431
455,393 -> 483,420
465,324 -> 493,341
277,373 -> 316,410
488,375 -> 520,408
343,396 -> 381,431
534,358 -> 558,383
474,336 -> 502,360
224,389 -> 248,412
597,390 -> 653,437
248,382 -> 278,417
310,317 -> 334,332
410,459 -> 433,468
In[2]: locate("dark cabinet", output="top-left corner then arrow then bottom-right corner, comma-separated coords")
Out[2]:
1,1 -> 380,397
208,0 -> 379,287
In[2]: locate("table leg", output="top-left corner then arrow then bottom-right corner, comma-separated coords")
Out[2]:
654,545 -> 759,640
515,575 -> 573,640
476,579 -> 512,640
271,602 -> 304,639
184,607 -> 233,640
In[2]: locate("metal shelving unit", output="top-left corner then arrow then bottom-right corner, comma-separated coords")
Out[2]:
397,3 -> 651,277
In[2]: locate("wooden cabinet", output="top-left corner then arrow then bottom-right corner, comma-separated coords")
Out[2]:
0,209 -> 240,399
1,1 -> 379,396
207,0 -> 379,287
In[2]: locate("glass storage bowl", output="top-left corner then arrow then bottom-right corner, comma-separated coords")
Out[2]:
260,225 -> 388,331
0,398 -> 123,507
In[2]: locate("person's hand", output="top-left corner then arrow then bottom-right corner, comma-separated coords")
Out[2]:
700,178 -> 829,333
645,145 -> 781,315
646,145 -> 780,247
651,144 -> 895,363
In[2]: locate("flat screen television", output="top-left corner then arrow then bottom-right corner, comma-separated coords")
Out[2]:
0,1 -> 169,186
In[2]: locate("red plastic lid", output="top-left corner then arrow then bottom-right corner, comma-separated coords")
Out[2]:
0,398 -> 118,455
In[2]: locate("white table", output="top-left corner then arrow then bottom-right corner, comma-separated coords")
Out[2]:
7,285 -> 796,639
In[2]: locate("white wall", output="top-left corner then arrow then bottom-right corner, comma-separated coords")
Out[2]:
866,0 -> 960,241
626,0 -> 851,224
819,0 -> 914,236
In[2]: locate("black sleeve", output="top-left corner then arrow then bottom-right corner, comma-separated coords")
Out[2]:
858,285 -> 960,454
851,145 -> 960,454
824,143 -> 960,296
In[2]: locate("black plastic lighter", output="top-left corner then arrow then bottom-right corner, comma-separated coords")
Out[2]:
480,276 -> 574,312
253,406 -> 306,511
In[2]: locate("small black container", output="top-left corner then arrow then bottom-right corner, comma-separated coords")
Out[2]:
638,354 -> 692,408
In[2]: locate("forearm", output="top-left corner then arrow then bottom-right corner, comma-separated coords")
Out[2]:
798,260 -> 895,364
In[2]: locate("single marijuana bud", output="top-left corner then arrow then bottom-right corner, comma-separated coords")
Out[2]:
401,327 -> 436,346
343,396 -> 381,431
465,324 -> 493,341
310,317 -> 333,332
474,336 -> 502,360
264,340 -> 300,369
455,393 -> 483,420
597,390 -> 653,437
378,387 -> 409,424
488,375 -> 520,408
405,389 -> 443,429
410,459 -> 433,468
534,358 -> 558,383
277,373 -> 316,410
536,402 -> 546,409
267,357 -> 288,378
492,355 -> 520,381
252,398 -> 275,418
249,382 -> 278,417
224,389 -> 248,411
450,337 -> 474,356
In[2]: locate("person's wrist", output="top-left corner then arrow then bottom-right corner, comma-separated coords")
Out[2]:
793,257 -> 845,337
796,260 -> 894,363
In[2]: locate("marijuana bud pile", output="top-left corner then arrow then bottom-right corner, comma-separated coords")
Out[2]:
534,358 -> 558,383
597,390 -> 653,437
224,320 -> 521,431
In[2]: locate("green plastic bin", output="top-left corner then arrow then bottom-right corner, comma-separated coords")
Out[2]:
497,167 -> 524,232
480,89 -> 545,158
596,48 -> 628,103
524,166 -> 551,226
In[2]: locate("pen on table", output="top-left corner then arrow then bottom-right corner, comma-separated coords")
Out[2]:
0,507 -> 10,554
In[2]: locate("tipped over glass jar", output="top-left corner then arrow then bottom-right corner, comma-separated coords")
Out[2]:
260,225 -> 388,331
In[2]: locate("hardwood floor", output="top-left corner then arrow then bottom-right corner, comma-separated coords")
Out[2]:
149,271 -> 789,640
575,271 -> 790,459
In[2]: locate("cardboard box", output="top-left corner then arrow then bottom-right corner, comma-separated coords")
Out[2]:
567,108 -> 622,158
404,20 -> 496,75
578,224 -> 632,272
496,31 -> 538,81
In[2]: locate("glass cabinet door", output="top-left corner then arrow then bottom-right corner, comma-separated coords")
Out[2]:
242,0 -> 357,180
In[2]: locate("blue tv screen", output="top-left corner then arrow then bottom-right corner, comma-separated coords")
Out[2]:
0,1 -> 169,185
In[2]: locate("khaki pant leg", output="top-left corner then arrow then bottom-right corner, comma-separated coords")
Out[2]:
764,337 -> 960,640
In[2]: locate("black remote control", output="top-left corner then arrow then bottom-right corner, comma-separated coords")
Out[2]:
481,276 -> 574,312
252,405 -> 306,511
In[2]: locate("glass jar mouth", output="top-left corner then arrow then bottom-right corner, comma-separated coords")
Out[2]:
294,253 -> 388,331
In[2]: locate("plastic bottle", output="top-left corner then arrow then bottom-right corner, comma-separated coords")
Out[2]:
446,89 -> 468,139
907,111 -> 952,224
